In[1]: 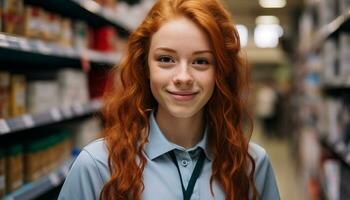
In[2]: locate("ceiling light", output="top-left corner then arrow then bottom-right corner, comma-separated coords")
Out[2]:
259,0 -> 287,8
256,15 -> 280,25
254,24 -> 283,48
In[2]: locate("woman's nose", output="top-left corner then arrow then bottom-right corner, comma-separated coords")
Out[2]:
173,63 -> 194,87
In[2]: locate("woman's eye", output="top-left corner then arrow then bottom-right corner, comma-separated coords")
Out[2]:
157,56 -> 175,63
193,58 -> 210,65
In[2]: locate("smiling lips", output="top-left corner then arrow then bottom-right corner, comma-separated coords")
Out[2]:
168,91 -> 198,101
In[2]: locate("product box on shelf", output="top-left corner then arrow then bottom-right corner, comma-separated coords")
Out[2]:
23,140 -> 43,182
0,149 -> 5,198
321,98 -> 349,144
73,20 -> 90,50
5,144 -> 23,193
44,13 -> 61,42
339,32 -> 350,85
10,74 -> 26,117
94,26 -> 117,52
68,118 -> 102,150
23,129 -> 72,183
0,71 -> 10,119
2,0 -> 24,35
27,81 -> 59,113
0,0 -> 2,32
322,39 -> 338,86
58,69 -> 89,107
58,18 -> 73,48
322,160 -> 341,200
22,6 -> 45,39
23,6 -> 65,43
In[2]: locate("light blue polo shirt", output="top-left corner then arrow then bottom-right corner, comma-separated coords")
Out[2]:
58,112 -> 280,199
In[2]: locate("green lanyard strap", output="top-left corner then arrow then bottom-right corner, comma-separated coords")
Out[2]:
168,149 -> 206,200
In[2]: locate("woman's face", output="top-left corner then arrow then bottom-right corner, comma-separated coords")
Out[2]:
148,16 -> 215,119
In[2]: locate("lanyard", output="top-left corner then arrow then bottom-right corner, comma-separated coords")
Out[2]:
168,150 -> 206,200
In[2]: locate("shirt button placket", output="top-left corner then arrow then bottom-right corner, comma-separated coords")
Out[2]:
181,159 -> 189,167
179,152 -> 192,187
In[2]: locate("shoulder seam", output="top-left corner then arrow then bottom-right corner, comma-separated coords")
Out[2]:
82,149 -> 106,187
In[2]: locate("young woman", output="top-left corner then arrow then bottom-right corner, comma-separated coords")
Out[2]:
58,0 -> 280,199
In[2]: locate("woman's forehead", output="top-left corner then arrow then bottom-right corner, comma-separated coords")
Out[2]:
149,17 -> 212,53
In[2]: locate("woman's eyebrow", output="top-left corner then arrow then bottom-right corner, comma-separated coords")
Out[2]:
192,50 -> 213,55
154,48 -> 213,55
154,47 -> 176,53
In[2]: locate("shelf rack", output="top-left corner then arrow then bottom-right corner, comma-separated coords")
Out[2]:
0,99 -> 103,135
311,8 -> 350,51
319,137 -> 350,169
24,0 -> 133,35
0,33 -> 121,67
3,158 -> 74,200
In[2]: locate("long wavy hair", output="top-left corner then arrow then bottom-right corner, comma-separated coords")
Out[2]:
100,0 -> 257,199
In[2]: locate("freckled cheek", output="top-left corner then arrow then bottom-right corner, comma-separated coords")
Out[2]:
149,70 -> 171,93
196,72 -> 215,90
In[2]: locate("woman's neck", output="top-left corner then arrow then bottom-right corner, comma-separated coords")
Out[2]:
155,109 -> 204,149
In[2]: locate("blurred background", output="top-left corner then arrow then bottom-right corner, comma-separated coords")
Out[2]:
0,0 -> 348,199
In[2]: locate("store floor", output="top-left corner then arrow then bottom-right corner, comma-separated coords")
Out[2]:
251,121 -> 309,200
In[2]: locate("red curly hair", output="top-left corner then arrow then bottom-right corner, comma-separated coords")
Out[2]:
100,0 -> 258,199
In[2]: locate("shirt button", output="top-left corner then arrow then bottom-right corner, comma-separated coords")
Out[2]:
181,160 -> 189,167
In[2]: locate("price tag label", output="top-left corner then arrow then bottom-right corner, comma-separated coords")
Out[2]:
91,99 -> 103,110
22,115 -> 35,128
0,119 -> 10,134
62,107 -> 73,118
66,48 -> 75,57
50,108 -> 62,121
19,39 -> 31,51
49,173 -> 61,186
36,41 -> 52,54
55,47 -> 64,57
73,103 -> 84,115
0,39 -> 10,47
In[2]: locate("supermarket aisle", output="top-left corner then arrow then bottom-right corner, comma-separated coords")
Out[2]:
251,121 -> 309,200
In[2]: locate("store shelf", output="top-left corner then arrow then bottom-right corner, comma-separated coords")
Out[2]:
319,137 -> 350,169
24,0 -> 132,35
72,0 -> 134,31
0,33 -> 121,67
312,8 -> 350,51
0,99 -> 103,135
3,158 -> 74,200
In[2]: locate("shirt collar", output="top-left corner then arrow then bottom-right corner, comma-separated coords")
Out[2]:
143,110 -> 212,161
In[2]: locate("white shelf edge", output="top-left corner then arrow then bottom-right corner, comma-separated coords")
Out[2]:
4,158 -> 74,200
0,33 -> 121,65
0,99 -> 103,135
